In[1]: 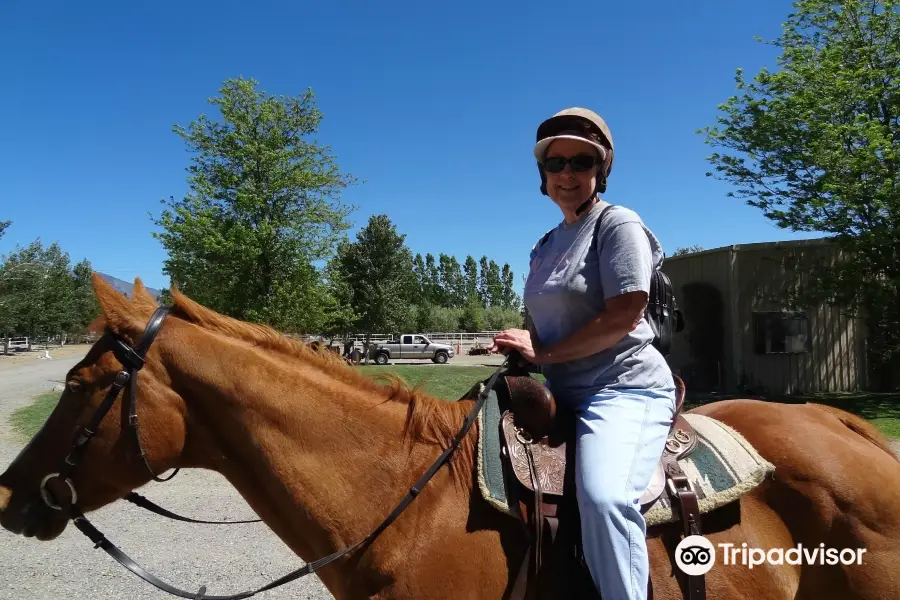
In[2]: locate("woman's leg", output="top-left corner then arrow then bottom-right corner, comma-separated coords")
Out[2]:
574,386 -> 675,600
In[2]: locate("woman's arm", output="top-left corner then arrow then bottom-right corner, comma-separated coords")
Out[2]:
536,218 -> 655,363
492,219 -> 655,364
532,291 -> 646,364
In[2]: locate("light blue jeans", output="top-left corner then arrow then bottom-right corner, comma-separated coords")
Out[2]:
569,386 -> 676,600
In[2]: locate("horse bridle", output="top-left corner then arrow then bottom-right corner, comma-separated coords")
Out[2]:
34,305 -> 510,600
40,306 -> 176,511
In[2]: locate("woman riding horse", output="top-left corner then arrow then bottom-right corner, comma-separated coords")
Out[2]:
490,107 -> 675,600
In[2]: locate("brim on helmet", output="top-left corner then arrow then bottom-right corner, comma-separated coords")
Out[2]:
533,134 -> 607,164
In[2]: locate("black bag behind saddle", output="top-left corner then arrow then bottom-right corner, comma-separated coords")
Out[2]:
535,204 -> 684,356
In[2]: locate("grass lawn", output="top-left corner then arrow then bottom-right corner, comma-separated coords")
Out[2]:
789,392 -> 900,438
686,390 -> 900,439
357,365 -> 500,401
10,368 -> 900,442
10,391 -> 59,439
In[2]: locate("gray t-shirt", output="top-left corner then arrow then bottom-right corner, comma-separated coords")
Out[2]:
524,200 -> 674,401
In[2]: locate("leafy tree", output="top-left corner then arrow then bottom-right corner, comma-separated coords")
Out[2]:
0,221 -> 10,241
672,245 -> 705,256
158,288 -> 174,305
70,259 -> 100,335
151,77 -> 356,333
428,306 -> 461,332
459,299 -> 485,332
412,254 -> 427,303
439,253 -> 467,307
499,263 -> 521,310
320,261 -> 358,338
408,303 -> 431,332
483,306 -> 524,330
329,214 -> 416,349
424,253 -> 443,306
463,255 -> 479,304
478,256 -> 490,307
699,0 -> 900,387
477,256 -> 503,307
0,240 -> 77,341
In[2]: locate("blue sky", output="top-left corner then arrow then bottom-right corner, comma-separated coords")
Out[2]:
0,0 -> 814,294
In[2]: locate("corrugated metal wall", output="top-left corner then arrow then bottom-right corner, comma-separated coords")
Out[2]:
663,249 -> 733,392
734,242 -> 867,394
664,241 -> 867,395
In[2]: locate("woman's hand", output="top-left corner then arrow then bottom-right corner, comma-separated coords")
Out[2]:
488,328 -> 542,364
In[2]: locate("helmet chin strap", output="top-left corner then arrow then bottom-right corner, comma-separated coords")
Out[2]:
575,197 -> 595,217
574,174 -> 607,217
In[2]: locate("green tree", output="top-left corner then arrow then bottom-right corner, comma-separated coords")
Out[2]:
442,254 -> 467,306
158,288 -> 174,305
700,0 -> 900,387
0,240 -> 77,341
483,305 -> 524,331
459,299 -> 485,333
151,77 -> 356,333
0,221 -> 10,241
478,256 -> 503,307
329,215 -> 416,348
424,253 -> 443,306
412,254 -> 427,303
499,263 -> 521,310
428,306 -> 462,332
463,255 -> 479,304
70,259 -> 100,335
477,256 -> 490,307
437,254 -> 454,307
320,261 -> 358,338
672,245 -> 704,256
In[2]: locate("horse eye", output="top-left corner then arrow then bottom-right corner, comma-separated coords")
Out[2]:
67,380 -> 82,393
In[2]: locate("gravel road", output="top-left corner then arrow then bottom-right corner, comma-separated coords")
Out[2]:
0,351 -> 334,600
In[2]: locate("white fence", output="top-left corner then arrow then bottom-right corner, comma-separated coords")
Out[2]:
0,334 -> 81,355
6,337 -> 30,351
298,331 -> 504,348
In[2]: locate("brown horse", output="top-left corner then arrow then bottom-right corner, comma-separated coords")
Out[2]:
1,274 -> 900,599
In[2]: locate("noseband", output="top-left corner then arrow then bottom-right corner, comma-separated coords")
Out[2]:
34,305 -> 509,599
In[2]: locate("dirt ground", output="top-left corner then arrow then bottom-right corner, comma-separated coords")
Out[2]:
0,344 -> 93,371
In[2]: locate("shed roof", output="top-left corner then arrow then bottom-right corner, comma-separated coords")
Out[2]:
665,237 -> 834,262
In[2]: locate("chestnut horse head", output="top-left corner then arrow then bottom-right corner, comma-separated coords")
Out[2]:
0,276 -> 191,540
3,273 -> 900,600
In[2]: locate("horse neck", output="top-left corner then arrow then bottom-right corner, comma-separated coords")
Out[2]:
164,329 -> 476,585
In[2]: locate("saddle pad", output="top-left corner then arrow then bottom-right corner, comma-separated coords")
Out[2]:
476,402 -> 776,526
475,386 -> 519,519
644,413 -> 775,526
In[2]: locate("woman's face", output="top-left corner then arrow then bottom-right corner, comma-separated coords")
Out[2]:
543,138 -> 602,220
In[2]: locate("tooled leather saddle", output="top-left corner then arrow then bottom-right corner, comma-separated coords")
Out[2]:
492,362 -> 705,600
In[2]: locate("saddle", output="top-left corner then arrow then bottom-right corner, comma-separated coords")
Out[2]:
494,365 -> 705,600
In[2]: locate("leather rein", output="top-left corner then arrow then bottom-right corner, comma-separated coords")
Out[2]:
36,305 -> 510,599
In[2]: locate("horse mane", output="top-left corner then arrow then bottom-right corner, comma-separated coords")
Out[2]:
163,287 -> 474,477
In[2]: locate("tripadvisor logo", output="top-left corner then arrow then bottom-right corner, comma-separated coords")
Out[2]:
675,535 -> 715,576
675,535 -> 867,575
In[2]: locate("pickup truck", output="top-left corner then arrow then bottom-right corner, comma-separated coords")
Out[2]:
369,334 -> 455,364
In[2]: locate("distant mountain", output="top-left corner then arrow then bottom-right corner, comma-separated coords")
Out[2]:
97,273 -> 162,299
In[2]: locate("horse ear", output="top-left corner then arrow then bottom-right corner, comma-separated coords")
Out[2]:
91,273 -> 145,340
131,278 -> 159,311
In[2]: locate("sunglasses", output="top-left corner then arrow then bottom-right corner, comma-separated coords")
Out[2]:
543,153 -> 598,173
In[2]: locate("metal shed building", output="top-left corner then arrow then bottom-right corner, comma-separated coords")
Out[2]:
663,239 -> 868,395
